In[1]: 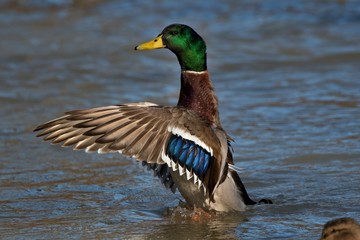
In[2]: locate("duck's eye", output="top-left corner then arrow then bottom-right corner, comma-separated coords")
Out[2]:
171,31 -> 179,35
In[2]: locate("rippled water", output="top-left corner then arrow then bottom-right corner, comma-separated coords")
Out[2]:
1,1 -> 360,239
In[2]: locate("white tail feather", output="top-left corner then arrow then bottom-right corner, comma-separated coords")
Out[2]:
178,165 -> 185,176
228,164 -> 244,173
186,169 -> 193,180
194,174 -> 198,184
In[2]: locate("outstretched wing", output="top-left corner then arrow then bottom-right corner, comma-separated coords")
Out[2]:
34,102 -> 227,197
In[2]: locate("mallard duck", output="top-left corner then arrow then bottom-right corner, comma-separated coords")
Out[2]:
34,24 -> 269,212
320,218 -> 360,240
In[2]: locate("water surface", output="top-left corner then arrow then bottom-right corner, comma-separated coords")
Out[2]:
1,1 -> 360,239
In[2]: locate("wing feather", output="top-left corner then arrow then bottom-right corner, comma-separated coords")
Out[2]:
34,103 -> 229,198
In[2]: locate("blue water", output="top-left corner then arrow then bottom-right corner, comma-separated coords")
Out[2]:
1,0 -> 360,239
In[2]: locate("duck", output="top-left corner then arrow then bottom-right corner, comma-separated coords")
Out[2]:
320,217 -> 360,240
34,24 -> 270,212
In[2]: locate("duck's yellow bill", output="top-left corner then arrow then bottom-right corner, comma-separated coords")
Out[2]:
135,35 -> 165,50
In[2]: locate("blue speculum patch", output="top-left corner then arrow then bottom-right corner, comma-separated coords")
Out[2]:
166,134 -> 211,179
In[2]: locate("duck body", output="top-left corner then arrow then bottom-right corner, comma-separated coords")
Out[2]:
34,24 -> 260,212
320,218 -> 360,240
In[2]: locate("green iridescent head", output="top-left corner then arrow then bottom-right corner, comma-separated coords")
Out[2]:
135,24 -> 207,72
